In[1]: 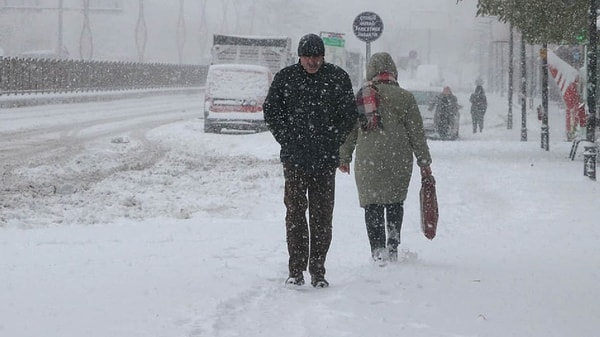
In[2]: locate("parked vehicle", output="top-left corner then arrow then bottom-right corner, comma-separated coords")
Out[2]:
204,34 -> 293,133
407,85 -> 460,140
203,64 -> 272,133
211,34 -> 294,75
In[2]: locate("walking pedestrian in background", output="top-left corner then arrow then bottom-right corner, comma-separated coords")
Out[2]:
470,84 -> 488,133
429,86 -> 460,140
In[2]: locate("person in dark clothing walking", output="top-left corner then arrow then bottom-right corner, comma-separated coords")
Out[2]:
263,33 -> 358,288
429,86 -> 460,140
469,84 -> 487,133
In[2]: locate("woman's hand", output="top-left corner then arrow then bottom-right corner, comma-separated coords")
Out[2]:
338,163 -> 350,174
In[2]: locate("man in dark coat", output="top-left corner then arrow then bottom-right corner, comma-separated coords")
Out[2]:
430,86 -> 460,140
264,33 -> 358,288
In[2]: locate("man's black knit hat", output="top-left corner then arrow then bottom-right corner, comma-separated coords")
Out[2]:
297,33 -> 325,57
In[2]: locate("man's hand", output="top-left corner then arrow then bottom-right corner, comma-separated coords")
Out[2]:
338,163 -> 350,174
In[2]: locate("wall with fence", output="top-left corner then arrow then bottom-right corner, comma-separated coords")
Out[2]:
0,57 -> 207,95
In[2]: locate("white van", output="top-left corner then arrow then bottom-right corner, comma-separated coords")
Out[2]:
203,64 -> 273,133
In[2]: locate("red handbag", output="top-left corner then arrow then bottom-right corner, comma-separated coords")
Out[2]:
420,175 -> 439,240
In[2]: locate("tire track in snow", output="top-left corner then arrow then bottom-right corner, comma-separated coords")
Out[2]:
0,97 -> 201,226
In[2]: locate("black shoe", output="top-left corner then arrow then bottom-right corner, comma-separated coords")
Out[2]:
311,277 -> 329,288
285,275 -> 305,286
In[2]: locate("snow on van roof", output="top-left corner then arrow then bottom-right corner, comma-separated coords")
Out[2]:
214,34 -> 291,40
208,63 -> 272,73
206,64 -> 271,98
213,34 -> 291,48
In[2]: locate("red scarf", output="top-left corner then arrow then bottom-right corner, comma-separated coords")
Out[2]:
355,72 -> 397,131
372,72 -> 397,85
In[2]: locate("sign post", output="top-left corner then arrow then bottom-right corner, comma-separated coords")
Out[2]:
352,12 -> 383,69
320,31 -> 346,69
540,45 -> 549,151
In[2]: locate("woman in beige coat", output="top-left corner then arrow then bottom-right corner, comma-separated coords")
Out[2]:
339,52 -> 433,263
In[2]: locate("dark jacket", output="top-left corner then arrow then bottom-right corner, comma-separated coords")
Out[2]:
264,62 -> 358,172
470,85 -> 487,116
432,94 -> 458,124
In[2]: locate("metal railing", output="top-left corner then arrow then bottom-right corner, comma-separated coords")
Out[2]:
0,57 -> 207,95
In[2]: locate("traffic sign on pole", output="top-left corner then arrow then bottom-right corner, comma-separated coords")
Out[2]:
352,12 -> 383,68
320,31 -> 346,69
352,12 -> 383,43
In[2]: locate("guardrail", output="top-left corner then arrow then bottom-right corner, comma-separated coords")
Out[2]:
0,57 -> 208,95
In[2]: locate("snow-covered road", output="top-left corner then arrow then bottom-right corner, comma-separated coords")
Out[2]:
1,91 -> 599,337
1,94 -> 204,225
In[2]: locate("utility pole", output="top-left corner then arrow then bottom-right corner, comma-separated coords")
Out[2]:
176,0 -> 186,64
508,24 -> 514,129
541,43 -> 550,151
584,0 -> 598,180
80,0 -> 93,59
58,0 -> 64,57
520,34 -> 527,141
136,0 -> 147,62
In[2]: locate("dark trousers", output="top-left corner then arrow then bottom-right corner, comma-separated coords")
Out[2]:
364,203 -> 404,252
437,120 -> 450,139
283,163 -> 335,279
472,113 -> 484,133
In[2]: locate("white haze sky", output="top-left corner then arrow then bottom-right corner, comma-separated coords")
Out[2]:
1,0 -> 499,92
2,1 -> 487,69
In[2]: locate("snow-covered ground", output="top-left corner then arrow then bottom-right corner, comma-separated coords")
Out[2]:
1,90 -> 598,337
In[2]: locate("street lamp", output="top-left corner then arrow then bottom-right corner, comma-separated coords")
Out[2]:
176,0 -> 186,64
135,0 -> 147,62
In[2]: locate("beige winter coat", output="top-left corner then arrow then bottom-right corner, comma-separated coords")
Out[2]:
339,52 -> 432,207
